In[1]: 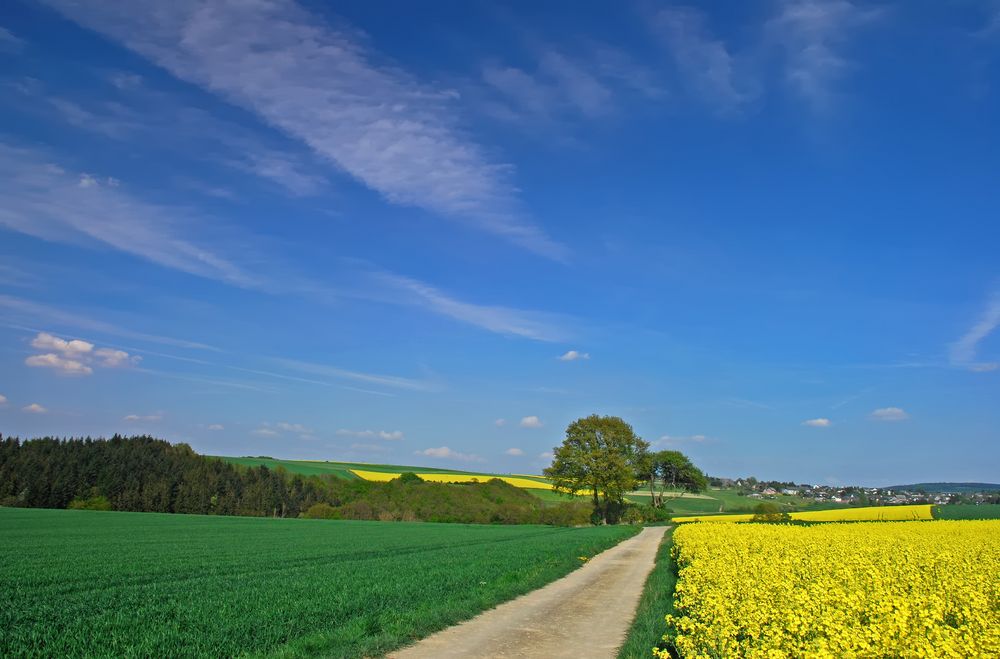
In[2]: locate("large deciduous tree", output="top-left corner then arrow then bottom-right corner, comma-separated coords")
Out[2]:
544,415 -> 649,524
648,450 -> 707,508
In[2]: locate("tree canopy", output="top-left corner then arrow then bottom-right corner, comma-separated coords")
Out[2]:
645,449 -> 708,508
544,415 -> 649,524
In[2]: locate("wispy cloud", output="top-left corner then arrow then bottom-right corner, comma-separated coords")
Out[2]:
375,272 -> 569,342
0,142 -> 260,288
0,394 -> 7,405
495,418 -> 507,427
949,292 -> 1000,372
0,295 -> 219,351
870,407 -> 909,422
23,403 -> 47,414
504,447 -> 525,456
337,429 -> 404,441
765,0 -> 880,112
651,7 -> 757,113
273,357 -> 437,392
656,433 -> 709,446
415,446 -> 484,462
557,350 -> 590,361
124,413 -> 163,422
802,417 -> 832,427
42,0 -> 566,259
0,26 -> 25,51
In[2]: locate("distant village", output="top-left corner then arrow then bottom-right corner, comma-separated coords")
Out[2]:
709,477 -> 1000,507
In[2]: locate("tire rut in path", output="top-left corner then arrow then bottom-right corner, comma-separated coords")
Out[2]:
389,525 -> 669,659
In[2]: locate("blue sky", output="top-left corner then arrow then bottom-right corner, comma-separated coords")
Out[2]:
1,1 -> 998,486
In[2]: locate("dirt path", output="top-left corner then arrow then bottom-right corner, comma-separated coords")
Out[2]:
389,525 -> 669,659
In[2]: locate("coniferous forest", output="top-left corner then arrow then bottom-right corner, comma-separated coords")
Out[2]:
0,435 -> 591,525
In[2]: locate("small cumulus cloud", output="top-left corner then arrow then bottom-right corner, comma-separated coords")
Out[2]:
253,427 -> 278,436
25,332 -> 139,375
802,418 -> 831,428
495,418 -> 506,427
0,394 -> 7,405
124,413 -> 163,422
520,415 -> 543,428
23,403 -> 47,414
416,446 -> 484,462
504,447 -> 525,456
870,407 -> 909,422
337,428 -> 404,441
557,350 -> 590,361
538,451 -> 554,461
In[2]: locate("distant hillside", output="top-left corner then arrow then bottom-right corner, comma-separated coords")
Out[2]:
887,482 -> 1000,493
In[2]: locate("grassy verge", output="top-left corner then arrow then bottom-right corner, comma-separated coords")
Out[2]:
618,528 -> 677,659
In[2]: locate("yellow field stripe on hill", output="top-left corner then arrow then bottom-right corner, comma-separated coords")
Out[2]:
673,503 -> 934,524
350,469 -> 558,491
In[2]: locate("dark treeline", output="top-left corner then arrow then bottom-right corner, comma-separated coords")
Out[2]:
0,435 -> 592,525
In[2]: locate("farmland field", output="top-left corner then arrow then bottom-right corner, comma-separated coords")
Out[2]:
658,520 -> 1000,658
933,503 -> 1000,519
0,507 -> 635,658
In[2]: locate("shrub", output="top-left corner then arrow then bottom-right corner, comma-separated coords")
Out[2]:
301,502 -> 338,519
396,472 -> 424,485
67,495 -> 112,511
751,502 -> 791,523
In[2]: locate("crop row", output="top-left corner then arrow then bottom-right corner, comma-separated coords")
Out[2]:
0,507 -> 635,658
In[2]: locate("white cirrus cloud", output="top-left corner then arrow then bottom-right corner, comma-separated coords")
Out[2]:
252,427 -> 279,436
207,423 -> 224,431
520,415 -> 543,429
40,0 -> 566,260
765,0 -> 881,112
949,292 -> 1000,372
504,447 -> 525,456
651,7 -> 758,113
557,350 -> 590,361
802,418 -> 832,427
0,143 -> 260,288
494,418 -> 506,427
23,403 -> 47,414
337,428 -> 405,441
870,407 -> 909,422
415,446 -> 484,462
374,273 -> 570,342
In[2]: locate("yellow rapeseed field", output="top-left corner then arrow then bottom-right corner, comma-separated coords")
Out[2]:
659,520 -> 1000,658
349,469 -> 557,491
672,503 -> 933,524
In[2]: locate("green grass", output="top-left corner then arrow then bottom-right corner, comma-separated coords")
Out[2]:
0,507 -> 636,658
933,503 -> 1000,520
618,530 -> 677,659
626,488 -> 850,516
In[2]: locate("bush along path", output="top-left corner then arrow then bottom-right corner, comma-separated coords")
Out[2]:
390,525 -> 669,659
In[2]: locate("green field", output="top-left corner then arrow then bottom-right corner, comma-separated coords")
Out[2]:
0,507 -> 635,658
624,487 -> 848,516
933,503 -> 1000,520
219,456 -> 553,484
